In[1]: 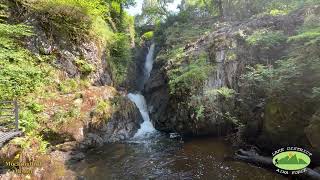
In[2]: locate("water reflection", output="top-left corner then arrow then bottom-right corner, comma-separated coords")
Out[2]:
71,136 -> 286,180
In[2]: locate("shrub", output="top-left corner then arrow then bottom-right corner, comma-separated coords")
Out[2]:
168,53 -> 213,94
75,59 -> 95,75
12,132 -> 49,154
0,23 -> 48,100
19,110 -> 40,133
269,9 -> 288,16
246,30 -> 287,49
141,31 -> 154,41
18,0 -> 113,44
216,87 -> 236,99
109,33 -> 132,85
288,27 -> 320,42
195,105 -> 205,121
27,102 -> 44,113
95,99 -> 113,121
58,79 -> 78,94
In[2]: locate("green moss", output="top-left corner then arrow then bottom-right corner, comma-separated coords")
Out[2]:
141,31 -> 154,41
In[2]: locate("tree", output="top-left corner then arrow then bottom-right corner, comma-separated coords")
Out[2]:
136,0 -> 174,26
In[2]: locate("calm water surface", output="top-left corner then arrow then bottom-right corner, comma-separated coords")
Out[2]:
71,135 -> 285,180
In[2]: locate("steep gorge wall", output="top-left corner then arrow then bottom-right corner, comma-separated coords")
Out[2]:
145,6 -> 320,159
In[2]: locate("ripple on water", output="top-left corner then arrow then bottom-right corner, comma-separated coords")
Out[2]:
71,136 -> 286,180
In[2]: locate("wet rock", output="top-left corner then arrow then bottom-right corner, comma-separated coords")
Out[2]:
83,96 -> 143,146
70,152 -> 85,162
53,141 -> 78,152
305,110 -> 320,150
81,133 -> 104,148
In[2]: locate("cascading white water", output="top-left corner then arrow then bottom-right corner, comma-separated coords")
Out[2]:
128,93 -> 155,138
128,43 -> 156,138
144,43 -> 155,81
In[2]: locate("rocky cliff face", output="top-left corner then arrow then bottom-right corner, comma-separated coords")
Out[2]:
145,6 -> 320,158
24,18 -> 113,86
3,0 -> 142,147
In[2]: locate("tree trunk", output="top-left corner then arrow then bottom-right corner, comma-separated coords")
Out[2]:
216,0 -> 223,19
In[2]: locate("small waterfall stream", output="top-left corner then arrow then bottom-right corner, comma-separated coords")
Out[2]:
128,43 -> 156,138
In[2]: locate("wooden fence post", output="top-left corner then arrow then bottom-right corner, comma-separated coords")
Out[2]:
14,100 -> 19,130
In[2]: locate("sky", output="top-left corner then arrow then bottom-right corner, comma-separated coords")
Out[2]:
126,0 -> 182,16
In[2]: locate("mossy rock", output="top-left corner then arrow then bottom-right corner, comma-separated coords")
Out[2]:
261,100 -> 310,146
305,110 -> 320,150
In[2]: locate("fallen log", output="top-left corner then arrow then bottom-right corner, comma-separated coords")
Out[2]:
234,149 -> 320,180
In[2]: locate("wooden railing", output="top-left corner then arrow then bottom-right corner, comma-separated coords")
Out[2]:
0,100 -> 19,131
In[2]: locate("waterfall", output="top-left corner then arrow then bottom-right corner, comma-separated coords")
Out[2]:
128,43 -> 156,138
144,43 -> 155,82
128,93 -> 155,138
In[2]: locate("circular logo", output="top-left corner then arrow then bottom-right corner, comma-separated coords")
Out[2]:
272,151 -> 311,171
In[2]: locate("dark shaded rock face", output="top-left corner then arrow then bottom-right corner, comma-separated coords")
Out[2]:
80,96 -> 142,149
145,7 -> 320,159
144,60 -> 170,131
128,41 -> 152,91
145,12 -> 304,135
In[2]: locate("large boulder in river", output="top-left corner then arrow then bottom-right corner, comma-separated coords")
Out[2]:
81,95 -> 143,148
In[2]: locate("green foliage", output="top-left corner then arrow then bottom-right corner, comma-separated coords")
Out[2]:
0,23 -> 48,100
195,104 -> 205,121
246,29 -> 287,48
204,87 -> 235,99
27,102 -> 44,113
168,53 -> 213,94
0,3 -> 9,22
269,9 -> 288,16
75,59 -> 95,75
226,51 -> 237,61
58,79 -> 79,94
141,31 -> 154,41
12,132 -> 49,154
19,0 -> 113,44
136,0 -> 174,26
288,27 -> 320,42
109,33 -> 132,85
96,100 -> 111,113
216,87 -> 236,99
224,112 -> 242,126
19,110 -> 40,133
243,15 -> 320,100
95,99 -> 113,120
52,106 -> 80,125
183,0 -> 222,17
